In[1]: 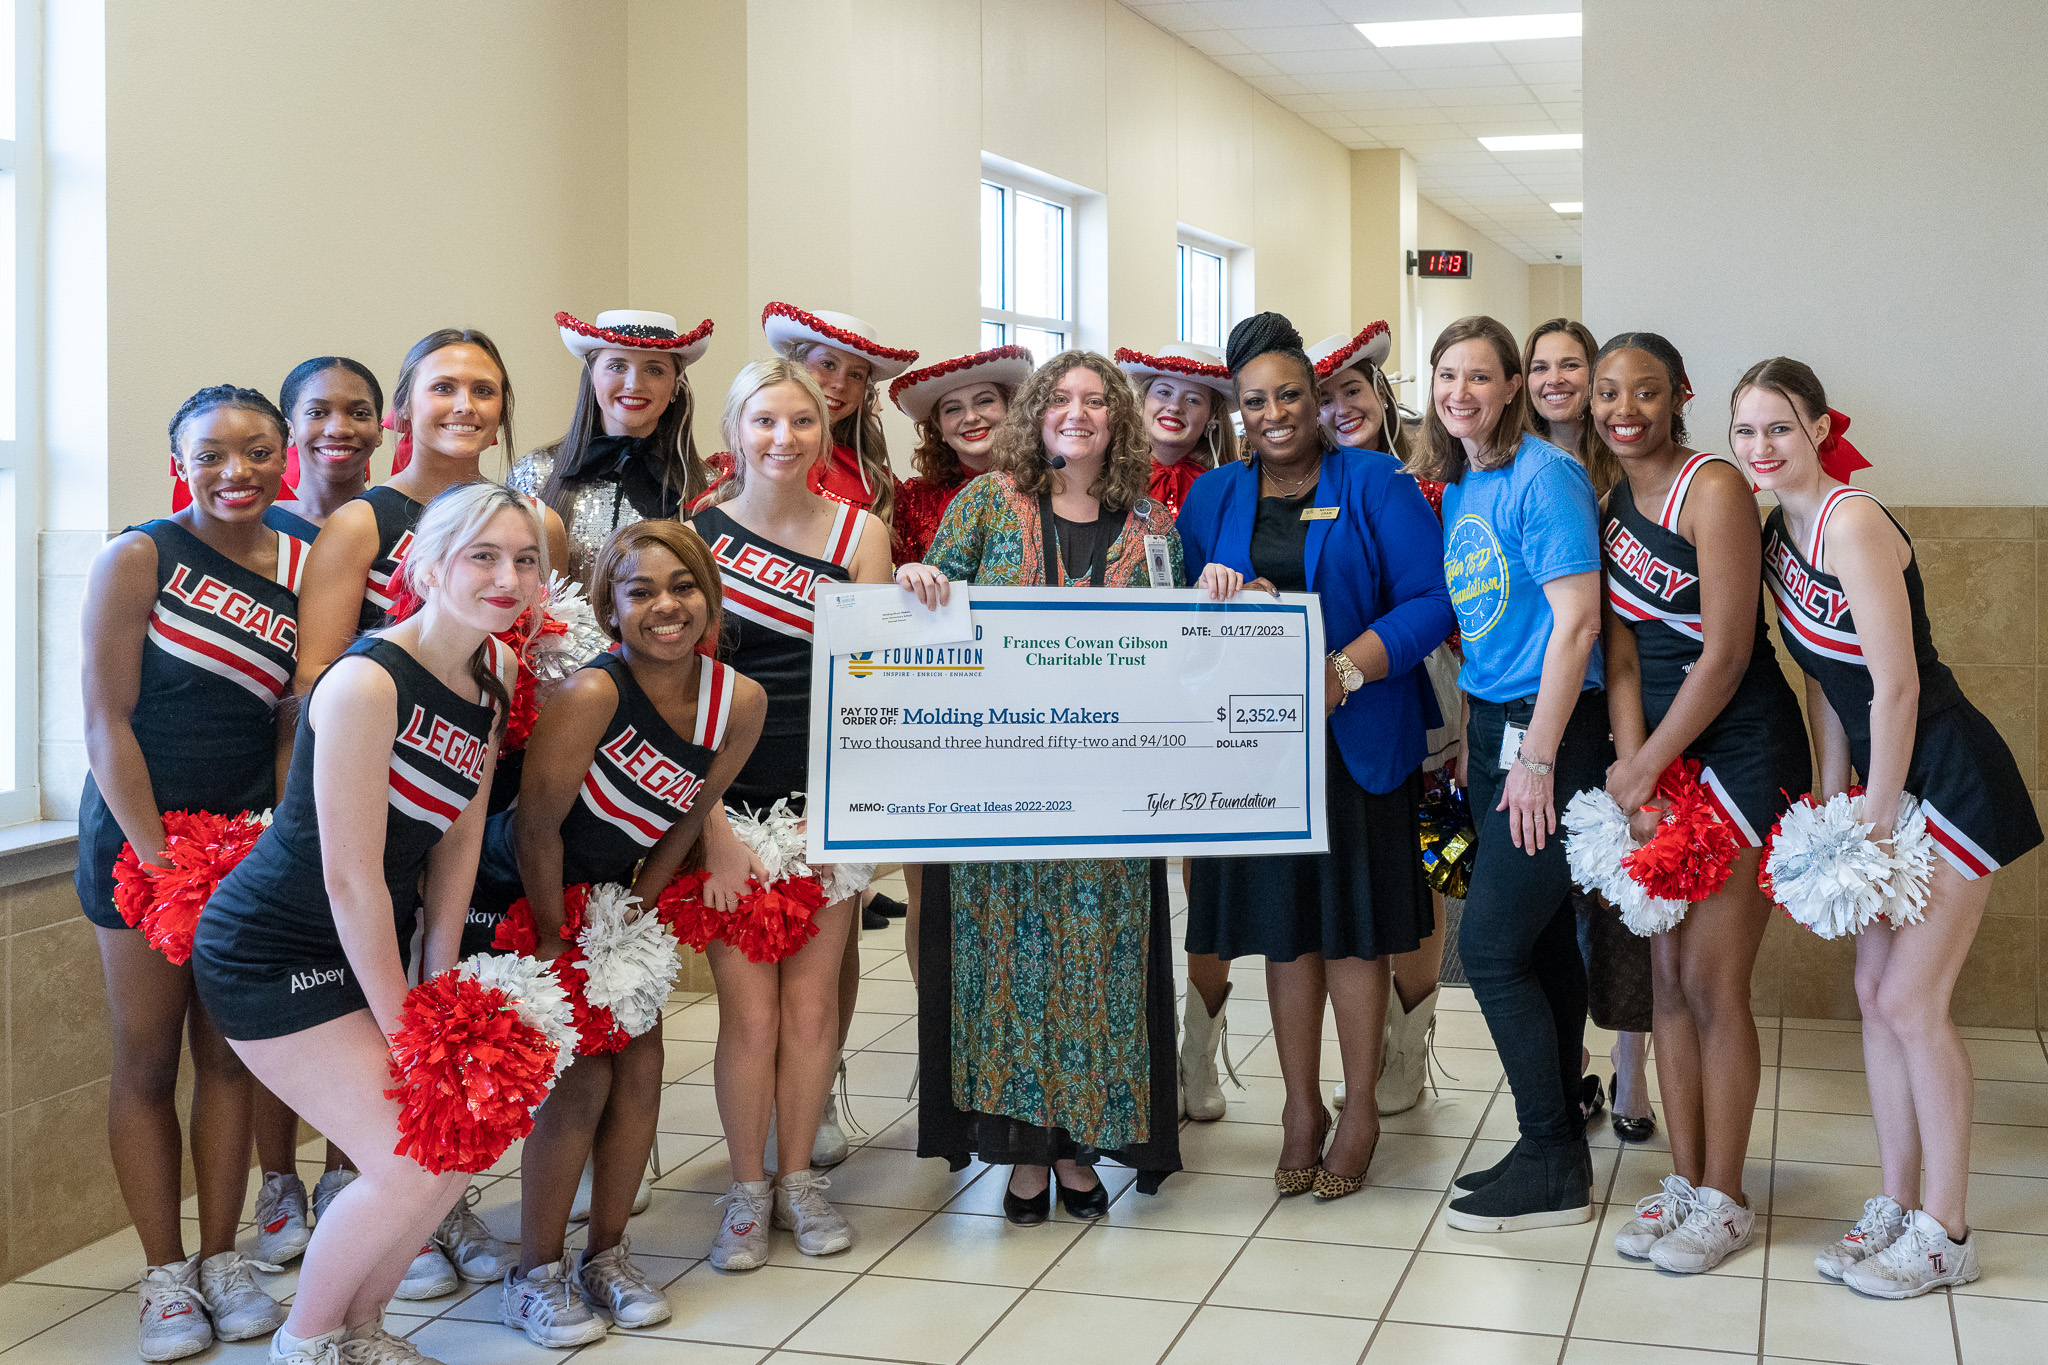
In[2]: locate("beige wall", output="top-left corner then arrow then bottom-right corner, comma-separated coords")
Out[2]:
1582,0 -> 2048,506
1409,197 -> 1532,409
1527,264 -> 1583,330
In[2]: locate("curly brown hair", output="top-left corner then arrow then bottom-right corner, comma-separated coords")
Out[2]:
989,351 -> 1153,508
910,382 -> 1017,485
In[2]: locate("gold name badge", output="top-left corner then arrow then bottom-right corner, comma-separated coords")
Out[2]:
1300,506 -> 1339,521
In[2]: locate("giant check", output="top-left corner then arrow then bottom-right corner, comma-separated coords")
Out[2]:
806,587 -> 1328,862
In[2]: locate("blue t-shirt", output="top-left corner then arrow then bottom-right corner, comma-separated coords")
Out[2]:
1441,433 -> 1603,702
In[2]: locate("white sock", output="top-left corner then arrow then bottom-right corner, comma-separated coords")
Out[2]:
273,1323 -> 346,1354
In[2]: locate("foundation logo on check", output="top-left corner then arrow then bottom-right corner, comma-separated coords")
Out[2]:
844,646 -> 985,679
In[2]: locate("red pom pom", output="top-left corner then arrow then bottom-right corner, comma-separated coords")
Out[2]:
1621,758 -> 1739,904
110,810 -> 268,964
493,888 -> 627,1056
654,868 -> 826,965
384,971 -> 562,1174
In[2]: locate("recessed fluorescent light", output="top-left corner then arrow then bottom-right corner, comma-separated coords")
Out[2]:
1480,134 -> 1583,151
1357,14 -> 1581,48
1549,201 -> 1583,214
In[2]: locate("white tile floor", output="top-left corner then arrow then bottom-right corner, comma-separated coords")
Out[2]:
6,869 -> 2047,1363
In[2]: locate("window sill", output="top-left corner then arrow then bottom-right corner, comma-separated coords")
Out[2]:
0,821 -> 79,888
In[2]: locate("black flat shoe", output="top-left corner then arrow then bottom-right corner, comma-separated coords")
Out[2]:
861,902 -> 889,931
1057,1176 -> 1109,1220
1003,1178 -> 1051,1226
1609,1076 -> 1656,1143
869,892 -> 908,919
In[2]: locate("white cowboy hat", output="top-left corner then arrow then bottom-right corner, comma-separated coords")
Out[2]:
557,310 -> 714,366
1114,343 -> 1237,411
888,345 -> 1036,424
1308,321 -> 1392,381
761,302 -> 919,381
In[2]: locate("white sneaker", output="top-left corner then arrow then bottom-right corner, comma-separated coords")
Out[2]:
252,1171 -> 313,1264
393,1242 -> 458,1300
577,1238 -> 672,1328
1841,1208 -> 1980,1299
1333,1082 -> 1346,1111
813,1089 -> 850,1169
499,1256 -> 609,1348
710,1179 -> 773,1271
1614,1173 -> 1697,1259
199,1250 -> 288,1340
270,1326 -> 346,1365
433,1184 -> 516,1282
340,1324 -> 448,1364
774,1170 -> 855,1257
1648,1186 -> 1755,1273
137,1259 -> 213,1362
311,1168 -> 358,1221
1814,1193 -> 1906,1280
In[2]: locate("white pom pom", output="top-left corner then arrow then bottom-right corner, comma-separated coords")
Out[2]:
1564,788 -> 1635,899
822,862 -> 877,902
531,573 -> 612,681
727,796 -> 813,885
1562,788 -> 1686,937
1764,791 -> 1893,939
460,952 -> 578,1083
1880,794 -> 1935,929
575,883 -> 680,1039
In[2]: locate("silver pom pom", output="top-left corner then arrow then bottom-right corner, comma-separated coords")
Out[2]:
1764,791 -> 1900,940
1563,787 -> 1686,937
575,883 -> 681,1039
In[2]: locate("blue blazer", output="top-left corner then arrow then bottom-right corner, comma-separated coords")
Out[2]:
1177,449 -> 1455,793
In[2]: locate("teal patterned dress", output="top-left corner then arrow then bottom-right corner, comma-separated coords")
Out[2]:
913,473 -> 1186,1187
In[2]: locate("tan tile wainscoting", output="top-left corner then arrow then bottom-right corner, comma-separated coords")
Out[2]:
1,506 -> 2041,1282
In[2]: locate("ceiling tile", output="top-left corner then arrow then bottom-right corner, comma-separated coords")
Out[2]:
1210,51 -> 1280,79
1320,88 -> 1439,111
1245,72 -> 1312,96
1180,28 -> 1250,57
1509,60 -> 1582,83
1188,0 -> 1337,26
1237,23 -> 1375,54
1413,64 -> 1526,88
1295,67 -> 1417,94
1494,36 -> 1582,64
1374,44 -> 1510,70
1265,47 -> 1401,76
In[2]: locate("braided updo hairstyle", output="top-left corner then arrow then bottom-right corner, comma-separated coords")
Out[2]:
168,384 -> 288,458
1226,312 -> 1322,462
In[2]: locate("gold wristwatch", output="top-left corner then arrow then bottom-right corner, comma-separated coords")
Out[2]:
1327,650 -> 1363,705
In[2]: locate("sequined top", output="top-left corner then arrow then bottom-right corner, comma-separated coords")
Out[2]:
508,450 -> 640,588
891,473 -> 968,565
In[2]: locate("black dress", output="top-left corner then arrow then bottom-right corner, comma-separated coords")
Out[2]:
1185,491 -> 1433,963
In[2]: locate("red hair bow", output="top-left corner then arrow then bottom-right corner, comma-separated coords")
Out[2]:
385,410 -> 413,476
1817,407 -> 1870,483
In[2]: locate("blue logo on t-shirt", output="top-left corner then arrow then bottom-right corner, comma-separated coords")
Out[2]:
1446,514 -> 1508,639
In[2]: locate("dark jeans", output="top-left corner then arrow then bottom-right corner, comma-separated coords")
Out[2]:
1459,689 -> 1614,1148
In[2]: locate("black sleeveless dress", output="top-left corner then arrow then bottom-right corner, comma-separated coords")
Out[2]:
691,499 -> 868,812
77,520 -> 308,930
1603,453 -> 1809,845
465,652 -> 736,956
1765,488 -> 2039,878
192,637 -> 497,1039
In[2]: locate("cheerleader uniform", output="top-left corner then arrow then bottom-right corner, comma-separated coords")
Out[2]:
76,520 -> 309,930
1766,490 -> 2040,878
1604,453 -> 1811,846
465,653 -> 736,957
263,502 -> 322,547
691,499 -> 870,812
192,637 -> 496,1039
354,485 -> 423,632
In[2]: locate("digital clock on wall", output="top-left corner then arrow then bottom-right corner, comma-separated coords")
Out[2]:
1410,249 -> 1473,279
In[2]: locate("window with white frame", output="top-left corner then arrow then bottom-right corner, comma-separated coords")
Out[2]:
980,170 -> 1073,364
0,0 -> 29,826
1177,236 -> 1227,350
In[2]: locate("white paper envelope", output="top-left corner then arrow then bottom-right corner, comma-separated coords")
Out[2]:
818,583 -> 974,656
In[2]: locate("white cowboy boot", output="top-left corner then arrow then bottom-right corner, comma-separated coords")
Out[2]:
1178,985 -> 1234,1121
1375,986 -> 1440,1115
